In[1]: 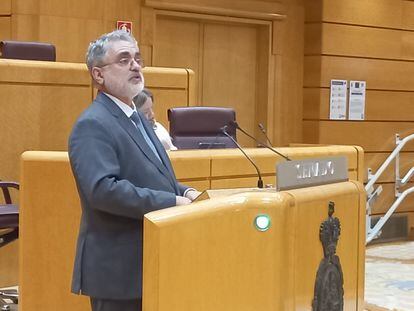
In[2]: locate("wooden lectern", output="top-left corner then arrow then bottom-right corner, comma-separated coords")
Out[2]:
143,182 -> 365,310
18,147 -> 365,311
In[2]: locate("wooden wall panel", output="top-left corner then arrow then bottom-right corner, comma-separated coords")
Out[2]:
146,0 -> 285,15
154,17 -> 201,101
0,83 -> 90,181
10,0 -> 141,62
3,0 -> 305,151
303,121 -> 414,152
0,241 -> 18,287
365,152 -> 414,183
0,0 -> 11,14
303,0 -> 414,219
11,0 -> 39,14
370,183 -> 414,214
273,2 -> 304,146
202,23 -> 258,147
306,23 -> 414,61
0,17 -> 11,39
37,16 -> 103,62
403,1 -> 414,30
150,89 -> 188,127
304,55 -> 414,91
304,88 -> 414,121
11,15 -> 39,41
322,0 -> 411,30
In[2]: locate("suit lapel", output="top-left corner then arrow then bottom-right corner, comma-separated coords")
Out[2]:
97,93 -> 177,188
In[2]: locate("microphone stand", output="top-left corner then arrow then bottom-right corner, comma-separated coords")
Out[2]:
258,123 -> 273,147
230,121 -> 291,161
221,126 -> 264,189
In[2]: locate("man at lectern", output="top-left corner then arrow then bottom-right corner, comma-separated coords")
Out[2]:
68,30 -> 200,311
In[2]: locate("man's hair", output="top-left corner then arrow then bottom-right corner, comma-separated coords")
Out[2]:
86,30 -> 136,71
133,88 -> 154,109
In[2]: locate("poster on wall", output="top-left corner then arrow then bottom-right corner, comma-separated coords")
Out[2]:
348,81 -> 366,120
329,79 -> 347,120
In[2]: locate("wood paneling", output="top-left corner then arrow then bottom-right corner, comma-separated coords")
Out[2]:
303,120 -> 414,152
19,149 -> 363,311
322,0 -> 413,30
202,22 -> 258,147
304,0 -> 322,23
305,23 -> 414,61
3,0 -> 305,151
304,55 -> 414,91
154,15 -> 263,147
150,89 -> 188,126
38,16 -> 104,62
0,84 -> 90,181
273,2 -> 304,146
0,0 -> 11,14
11,14 -> 39,41
0,17 -> 11,39
0,241 -> 18,287
370,183 -> 414,214
304,88 -> 414,121
143,181 -> 365,310
154,17 -> 201,100
303,1 -> 414,220
146,0 -> 286,19
365,152 -> 414,183
0,60 -> 193,182
11,0 -> 39,15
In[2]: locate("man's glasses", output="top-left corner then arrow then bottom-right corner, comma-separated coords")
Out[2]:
99,55 -> 144,68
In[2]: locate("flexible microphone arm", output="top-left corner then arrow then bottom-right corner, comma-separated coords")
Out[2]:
230,121 -> 291,161
258,123 -> 273,147
221,126 -> 264,189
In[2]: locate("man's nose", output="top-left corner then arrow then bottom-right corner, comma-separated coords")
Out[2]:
130,58 -> 141,70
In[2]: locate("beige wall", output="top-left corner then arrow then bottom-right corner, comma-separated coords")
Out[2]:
303,0 -> 414,217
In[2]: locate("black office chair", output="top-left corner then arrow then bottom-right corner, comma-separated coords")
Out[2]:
0,181 -> 19,310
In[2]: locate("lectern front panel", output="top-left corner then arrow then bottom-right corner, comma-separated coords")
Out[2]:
143,181 -> 365,310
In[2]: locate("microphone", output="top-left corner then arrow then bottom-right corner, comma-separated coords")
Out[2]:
228,121 -> 291,161
258,123 -> 273,146
221,125 -> 264,188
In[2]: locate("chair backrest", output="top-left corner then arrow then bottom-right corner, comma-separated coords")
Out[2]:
167,106 -> 237,149
0,40 -> 56,61
0,181 -> 19,247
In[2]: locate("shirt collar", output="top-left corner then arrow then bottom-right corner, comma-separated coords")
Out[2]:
103,92 -> 136,117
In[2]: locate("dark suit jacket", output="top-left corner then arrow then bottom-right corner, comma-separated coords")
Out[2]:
69,92 -> 188,299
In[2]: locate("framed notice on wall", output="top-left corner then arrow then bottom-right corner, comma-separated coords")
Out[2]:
329,80 -> 347,120
348,81 -> 366,121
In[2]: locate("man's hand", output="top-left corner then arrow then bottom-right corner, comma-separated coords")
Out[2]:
185,190 -> 202,201
176,195 -> 192,206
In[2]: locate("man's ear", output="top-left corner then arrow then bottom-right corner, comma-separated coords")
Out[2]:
91,67 -> 104,86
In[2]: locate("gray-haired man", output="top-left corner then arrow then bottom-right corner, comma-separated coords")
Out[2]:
69,30 -> 200,311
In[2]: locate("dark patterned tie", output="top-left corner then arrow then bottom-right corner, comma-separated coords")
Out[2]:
130,111 -> 161,162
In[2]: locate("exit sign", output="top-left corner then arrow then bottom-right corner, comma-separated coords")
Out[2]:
116,21 -> 132,34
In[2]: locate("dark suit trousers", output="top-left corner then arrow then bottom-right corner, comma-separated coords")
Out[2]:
90,297 -> 142,311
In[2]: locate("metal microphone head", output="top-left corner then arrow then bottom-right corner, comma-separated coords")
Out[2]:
258,123 -> 265,131
220,125 -> 229,133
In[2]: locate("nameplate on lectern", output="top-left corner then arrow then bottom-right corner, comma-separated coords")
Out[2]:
276,156 -> 348,191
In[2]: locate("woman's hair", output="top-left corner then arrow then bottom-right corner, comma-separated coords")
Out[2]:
133,88 -> 154,109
